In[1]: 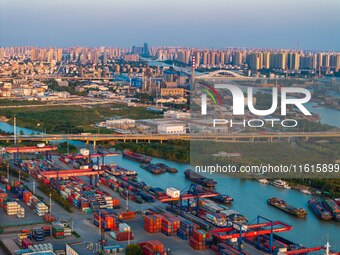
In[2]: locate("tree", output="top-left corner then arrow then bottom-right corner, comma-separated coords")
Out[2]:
125,244 -> 143,255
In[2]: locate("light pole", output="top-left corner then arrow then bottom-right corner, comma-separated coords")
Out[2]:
126,190 -> 129,212
7,164 -> 9,180
13,115 -> 17,145
49,193 -> 52,214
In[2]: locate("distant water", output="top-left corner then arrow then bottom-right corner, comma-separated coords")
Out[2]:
0,122 -> 84,147
305,102 -> 340,128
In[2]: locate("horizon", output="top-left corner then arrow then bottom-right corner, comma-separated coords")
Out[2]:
1,45 -> 340,53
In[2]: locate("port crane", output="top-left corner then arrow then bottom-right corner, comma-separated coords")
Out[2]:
61,146 -> 119,186
6,145 -> 57,162
211,216 -> 293,254
40,169 -> 104,179
158,184 -> 220,215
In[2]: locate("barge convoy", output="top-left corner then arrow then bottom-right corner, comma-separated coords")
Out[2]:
322,198 -> 340,221
267,198 -> 307,218
184,169 -> 217,188
122,150 -> 151,163
140,163 -> 178,174
308,198 -> 333,221
102,164 -> 137,177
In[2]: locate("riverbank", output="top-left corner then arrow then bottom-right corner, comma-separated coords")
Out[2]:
114,140 -> 190,163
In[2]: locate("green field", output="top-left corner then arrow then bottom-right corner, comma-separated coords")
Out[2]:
0,103 -> 161,133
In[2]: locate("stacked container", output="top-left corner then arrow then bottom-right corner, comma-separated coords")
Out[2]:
161,216 -> 180,236
21,238 -> 32,249
144,214 -> 162,233
109,231 -> 134,241
64,227 -> 72,237
139,240 -> 165,255
56,179 -> 115,212
22,190 -> 49,216
0,191 -> 7,208
52,225 -> 64,239
42,226 -> 51,237
17,206 -> 25,218
5,201 -> 19,215
44,214 -> 55,222
177,219 -> 200,240
33,201 -> 49,216
94,209 -> 119,231
118,211 -> 135,220
32,228 -> 44,241
189,229 -> 210,250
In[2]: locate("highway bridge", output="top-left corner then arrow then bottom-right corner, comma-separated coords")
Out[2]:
1,132 -> 339,146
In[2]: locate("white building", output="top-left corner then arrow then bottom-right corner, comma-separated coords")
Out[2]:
157,124 -> 186,134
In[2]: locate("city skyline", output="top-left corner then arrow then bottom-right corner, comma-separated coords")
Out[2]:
1,0 -> 340,51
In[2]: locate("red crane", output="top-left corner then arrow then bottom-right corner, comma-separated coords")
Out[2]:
211,221 -> 292,240
5,145 -> 57,153
40,169 -> 104,178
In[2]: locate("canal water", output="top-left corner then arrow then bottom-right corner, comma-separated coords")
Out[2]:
305,101 -> 340,128
0,102 -> 340,248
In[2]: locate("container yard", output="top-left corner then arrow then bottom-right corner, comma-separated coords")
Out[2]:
0,147 -> 339,255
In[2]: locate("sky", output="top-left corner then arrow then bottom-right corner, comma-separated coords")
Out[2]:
1,0 -> 340,50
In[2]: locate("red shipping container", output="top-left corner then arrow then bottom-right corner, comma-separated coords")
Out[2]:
119,211 -> 135,220
21,238 -> 32,249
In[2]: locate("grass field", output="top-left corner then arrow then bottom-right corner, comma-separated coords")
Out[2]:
0,103 -> 161,133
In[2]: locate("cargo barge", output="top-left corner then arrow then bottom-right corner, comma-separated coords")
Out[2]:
155,163 -> 178,173
140,164 -> 166,174
140,163 -> 178,174
103,164 -> 137,177
267,198 -> 307,218
184,169 -> 217,188
122,150 -> 152,163
308,198 -> 333,221
322,198 -> 340,221
210,194 -> 233,204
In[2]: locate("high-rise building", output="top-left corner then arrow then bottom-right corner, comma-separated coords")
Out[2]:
270,52 -> 287,69
233,51 -> 243,66
330,54 -> 340,72
263,52 -> 270,69
202,51 -> 208,65
248,52 -> 263,70
143,43 -> 149,56
288,52 -> 300,70
317,53 -> 323,70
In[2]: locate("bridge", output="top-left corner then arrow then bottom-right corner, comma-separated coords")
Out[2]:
1,132 -> 339,146
196,70 -> 254,81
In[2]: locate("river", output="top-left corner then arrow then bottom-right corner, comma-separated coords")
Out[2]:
305,102 -> 340,128
0,105 -> 339,248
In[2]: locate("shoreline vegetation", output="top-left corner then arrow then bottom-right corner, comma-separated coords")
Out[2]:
114,140 -> 190,163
